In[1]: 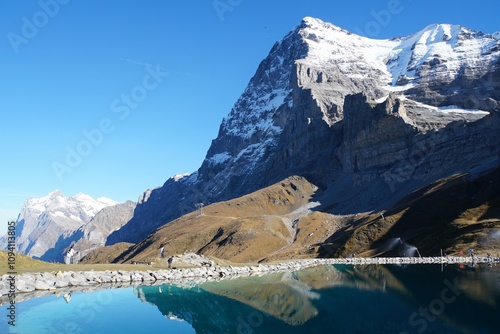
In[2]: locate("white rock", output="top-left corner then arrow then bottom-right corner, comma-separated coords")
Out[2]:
34,280 -> 51,291
54,280 -> 68,288
16,279 -> 35,292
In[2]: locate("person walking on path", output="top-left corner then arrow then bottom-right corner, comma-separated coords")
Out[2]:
160,246 -> 165,258
167,256 -> 173,269
65,247 -> 75,264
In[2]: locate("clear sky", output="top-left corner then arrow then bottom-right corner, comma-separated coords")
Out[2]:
1,0 -> 499,235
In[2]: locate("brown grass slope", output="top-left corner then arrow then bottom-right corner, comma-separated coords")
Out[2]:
95,167 -> 499,264
0,250 -> 58,273
0,250 -> 158,274
112,176 -> 347,263
324,166 -> 500,258
79,242 -> 134,264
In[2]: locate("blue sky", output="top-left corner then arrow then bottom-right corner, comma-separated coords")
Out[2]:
1,0 -> 499,235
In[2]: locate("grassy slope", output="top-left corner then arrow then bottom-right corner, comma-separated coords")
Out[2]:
0,251 -> 162,275
329,167 -> 500,258
79,242 -> 134,264
80,167 -> 500,265
0,250 -> 58,273
111,176 -> 345,264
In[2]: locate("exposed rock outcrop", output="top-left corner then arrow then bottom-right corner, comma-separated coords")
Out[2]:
70,201 -> 136,261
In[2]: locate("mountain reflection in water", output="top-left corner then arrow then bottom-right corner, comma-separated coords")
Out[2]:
135,264 -> 500,333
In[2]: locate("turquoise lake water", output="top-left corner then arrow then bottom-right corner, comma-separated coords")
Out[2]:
1,264 -> 499,333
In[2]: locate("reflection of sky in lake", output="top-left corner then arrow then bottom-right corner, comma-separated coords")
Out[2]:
0,288 -> 195,333
1,264 -> 499,333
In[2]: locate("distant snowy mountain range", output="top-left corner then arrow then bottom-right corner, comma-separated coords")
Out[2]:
0,190 -> 135,262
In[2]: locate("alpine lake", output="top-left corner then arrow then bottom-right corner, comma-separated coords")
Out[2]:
1,263 -> 499,334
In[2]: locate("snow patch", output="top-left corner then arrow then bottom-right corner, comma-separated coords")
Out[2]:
69,214 -> 83,222
437,105 -> 489,115
51,211 -> 66,218
172,173 -> 191,182
96,197 -> 118,206
207,152 -> 232,166
375,96 -> 389,103
383,83 -> 416,92
232,138 -> 277,170
184,171 -> 199,185
224,87 -> 290,139
404,98 -> 490,116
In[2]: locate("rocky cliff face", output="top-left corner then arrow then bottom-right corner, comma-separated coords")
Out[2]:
70,200 -> 136,261
107,17 -> 500,245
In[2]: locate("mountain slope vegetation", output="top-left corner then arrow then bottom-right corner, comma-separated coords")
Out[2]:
92,166 -> 499,264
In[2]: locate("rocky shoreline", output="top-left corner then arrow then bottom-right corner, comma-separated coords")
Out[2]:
1,256 -> 496,305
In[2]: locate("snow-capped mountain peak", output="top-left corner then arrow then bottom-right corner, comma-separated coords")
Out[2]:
0,190 -> 137,263
28,189 -> 61,211
25,190 -> 117,220
200,17 -> 499,185
96,197 -> 118,206
386,23 -> 499,88
6,190 -> 119,260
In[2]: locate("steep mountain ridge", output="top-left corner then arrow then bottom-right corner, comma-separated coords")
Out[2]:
107,17 -> 499,246
69,200 -> 136,261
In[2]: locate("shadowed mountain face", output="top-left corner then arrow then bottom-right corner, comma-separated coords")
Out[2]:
322,165 -> 500,259
134,264 -> 500,333
107,17 -> 500,249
